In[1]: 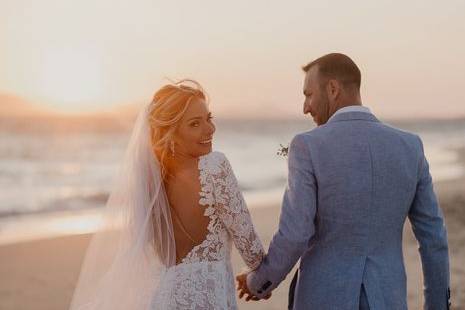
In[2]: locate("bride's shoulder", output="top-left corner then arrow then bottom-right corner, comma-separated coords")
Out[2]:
201,150 -> 227,161
199,151 -> 231,175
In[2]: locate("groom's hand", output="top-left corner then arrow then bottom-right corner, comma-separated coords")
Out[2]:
235,273 -> 271,302
236,273 -> 259,301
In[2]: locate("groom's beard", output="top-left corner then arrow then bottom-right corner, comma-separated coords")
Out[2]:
318,93 -> 331,126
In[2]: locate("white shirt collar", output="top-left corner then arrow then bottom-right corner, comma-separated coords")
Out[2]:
328,105 -> 371,122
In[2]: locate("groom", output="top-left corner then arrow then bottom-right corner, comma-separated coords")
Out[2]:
237,53 -> 451,309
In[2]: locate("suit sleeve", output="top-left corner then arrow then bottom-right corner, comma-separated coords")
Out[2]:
247,134 -> 317,298
408,136 -> 450,310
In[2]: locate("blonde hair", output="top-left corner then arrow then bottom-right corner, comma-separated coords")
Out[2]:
148,79 -> 207,179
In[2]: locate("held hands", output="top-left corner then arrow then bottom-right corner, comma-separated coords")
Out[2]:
235,273 -> 272,302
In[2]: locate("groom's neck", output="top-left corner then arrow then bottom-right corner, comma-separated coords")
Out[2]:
338,102 -> 362,110
336,92 -> 362,110
327,95 -> 363,120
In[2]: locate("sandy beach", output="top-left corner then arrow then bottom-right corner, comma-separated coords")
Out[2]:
1,151 -> 464,309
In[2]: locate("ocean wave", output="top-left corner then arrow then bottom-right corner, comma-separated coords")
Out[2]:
0,192 -> 109,218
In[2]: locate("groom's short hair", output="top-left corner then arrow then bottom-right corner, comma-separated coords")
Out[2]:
302,53 -> 361,91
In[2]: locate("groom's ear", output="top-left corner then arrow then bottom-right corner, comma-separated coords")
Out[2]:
326,79 -> 341,102
327,80 -> 340,98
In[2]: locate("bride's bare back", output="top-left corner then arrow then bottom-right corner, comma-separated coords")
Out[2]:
165,166 -> 210,264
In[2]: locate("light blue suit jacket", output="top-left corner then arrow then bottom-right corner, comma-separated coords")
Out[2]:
247,111 -> 450,309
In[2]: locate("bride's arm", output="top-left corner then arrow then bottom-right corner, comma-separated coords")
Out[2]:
213,154 -> 265,270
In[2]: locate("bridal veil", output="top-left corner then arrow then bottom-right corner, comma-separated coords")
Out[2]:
69,103 -> 175,310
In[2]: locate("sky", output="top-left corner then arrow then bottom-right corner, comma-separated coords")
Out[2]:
1,0 -> 465,119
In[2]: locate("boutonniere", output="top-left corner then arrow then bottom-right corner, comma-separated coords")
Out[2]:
277,143 -> 289,157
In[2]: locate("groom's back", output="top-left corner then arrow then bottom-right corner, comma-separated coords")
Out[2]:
305,113 -> 421,249
296,111 -> 427,309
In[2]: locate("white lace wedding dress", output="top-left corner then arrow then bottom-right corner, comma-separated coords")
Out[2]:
150,151 -> 265,310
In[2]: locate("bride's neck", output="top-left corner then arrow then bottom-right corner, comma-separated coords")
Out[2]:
171,152 -> 198,174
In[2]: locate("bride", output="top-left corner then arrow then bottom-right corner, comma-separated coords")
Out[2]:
69,80 -> 265,310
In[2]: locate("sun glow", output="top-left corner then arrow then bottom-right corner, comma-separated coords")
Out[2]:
36,47 -> 104,107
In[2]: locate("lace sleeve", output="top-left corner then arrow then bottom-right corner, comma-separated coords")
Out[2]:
212,154 -> 265,270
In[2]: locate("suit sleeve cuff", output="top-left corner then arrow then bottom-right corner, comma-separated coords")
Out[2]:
247,269 -> 274,299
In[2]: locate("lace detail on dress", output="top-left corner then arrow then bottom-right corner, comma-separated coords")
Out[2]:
209,153 -> 265,270
179,153 -> 229,264
152,151 -> 264,309
181,152 -> 264,269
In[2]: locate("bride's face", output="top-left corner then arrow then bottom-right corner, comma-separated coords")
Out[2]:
173,98 -> 216,158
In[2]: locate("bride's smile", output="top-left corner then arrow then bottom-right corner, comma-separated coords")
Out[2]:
171,99 -> 216,158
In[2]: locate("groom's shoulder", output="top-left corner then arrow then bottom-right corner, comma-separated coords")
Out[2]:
376,121 -> 424,146
294,121 -> 423,149
293,125 -> 328,142
288,130 -> 324,153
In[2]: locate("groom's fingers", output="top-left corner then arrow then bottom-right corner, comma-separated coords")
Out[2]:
235,274 -> 245,282
238,287 -> 248,299
239,290 -> 245,299
235,275 -> 245,287
239,288 -> 254,300
236,277 -> 260,302
245,294 -> 260,302
236,282 -> 245,293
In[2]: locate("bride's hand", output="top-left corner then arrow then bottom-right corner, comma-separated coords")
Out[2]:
236,274 -> 271,301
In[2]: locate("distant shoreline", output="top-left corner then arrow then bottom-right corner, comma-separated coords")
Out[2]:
1,156 -> 464,248
1,145 -> 464,246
